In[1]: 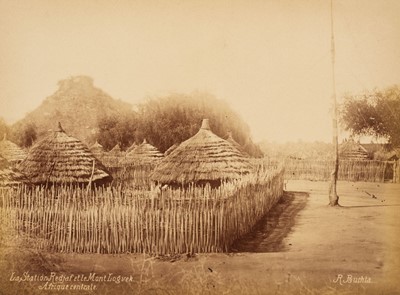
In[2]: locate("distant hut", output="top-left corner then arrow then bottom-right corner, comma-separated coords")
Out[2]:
164,143 -> 179,156
225,131 -> 249,157
90,140 -> 105,159
18,123 -> 112,186
109,144 -> 122,155
126,142 -> 138,153
339,138 -> 369,160
124,139 -> 163,164
151,119 -> 253,188
0,134 -> 27,165
0,155 -> 27,186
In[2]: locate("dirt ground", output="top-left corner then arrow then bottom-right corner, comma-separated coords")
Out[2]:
1,180 -> 399,295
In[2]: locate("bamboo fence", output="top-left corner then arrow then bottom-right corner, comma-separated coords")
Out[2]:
0,166 -> 284,254
257,158 -> 396,183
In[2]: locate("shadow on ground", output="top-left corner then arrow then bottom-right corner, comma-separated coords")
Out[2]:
230,191 -> 308,253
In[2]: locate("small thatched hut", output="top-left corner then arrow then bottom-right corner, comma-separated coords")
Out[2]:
151,119 -> 253,187
90,140 -> 105,159
18,123 -> 112,186
124,139 -> 163,164
109,144 -> 122,155
126,142 -> 138,153
339,138 -> 369,160
0,155 -> 27,186
0,134 -> 27,164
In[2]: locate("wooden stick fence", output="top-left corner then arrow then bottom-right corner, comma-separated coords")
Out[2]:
0,167 -> 284,255
257,158 -> 396,182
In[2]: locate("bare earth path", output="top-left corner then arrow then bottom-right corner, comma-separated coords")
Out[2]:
1,180 -> 399,294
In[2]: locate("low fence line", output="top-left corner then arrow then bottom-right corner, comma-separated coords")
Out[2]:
256,158 -> 398,183
0,167 -> 284,254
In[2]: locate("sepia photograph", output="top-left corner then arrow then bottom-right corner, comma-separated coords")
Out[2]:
0,0 -> 399,294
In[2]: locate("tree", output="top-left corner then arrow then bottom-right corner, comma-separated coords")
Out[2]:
340,85 -> 400,147
135,92 -> 263,157
9,121 -> 37,148
0,118 -> 10,139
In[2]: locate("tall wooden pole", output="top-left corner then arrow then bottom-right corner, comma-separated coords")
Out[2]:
329,0 -> 339,206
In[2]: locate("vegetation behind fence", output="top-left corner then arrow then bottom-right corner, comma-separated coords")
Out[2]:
0,166 -> 284,255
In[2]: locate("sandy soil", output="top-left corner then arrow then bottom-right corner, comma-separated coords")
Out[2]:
0,180 -> 399,294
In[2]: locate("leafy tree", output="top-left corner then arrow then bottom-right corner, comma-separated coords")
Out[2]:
135,92 -> 263,157
97,113 -> 138,151
340,85 -> 400,147
9,121 -> 37,148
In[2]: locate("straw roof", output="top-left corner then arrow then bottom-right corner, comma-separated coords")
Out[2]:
0,155 -> 27,186
151,119 -> 253,186
109,144 -> 122,154
164,143 -> 179,156
17,123 -> 112,185
225,131 -> 249,157
0,134 -> 27,163
339,139 -> 369,160
124,139 -> 163,164
126,142 -> 138,153
90,140 -> 105,159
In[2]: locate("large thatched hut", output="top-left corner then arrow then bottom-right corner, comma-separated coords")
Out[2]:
18,123 -> 112,186
151,119 -> 253,187
339,138 -> 369,160
0,134 -> 27,164
124,139 -> 163,164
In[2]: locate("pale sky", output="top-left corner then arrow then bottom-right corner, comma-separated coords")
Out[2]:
0,0 -> 399,143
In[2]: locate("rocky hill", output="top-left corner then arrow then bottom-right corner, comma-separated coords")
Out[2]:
12,76 -> 134,144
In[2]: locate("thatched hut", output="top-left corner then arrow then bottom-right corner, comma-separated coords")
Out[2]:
339,138 -> 369,160
109,144 -> 122,155
0,134 -> 27,164
18,123 -> 112,186
90,140 -> 105,159
124,139 -> 163,164
126,142 -> 138,153
0,155 -> 27,186
151,119 -> 253,188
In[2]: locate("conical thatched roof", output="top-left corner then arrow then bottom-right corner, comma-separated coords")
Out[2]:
124,139 -> 163,164
339,139 -> 369,160
17,123 -> 112,185
90,140 -> 105,159
225,131 -> 249,157
164,143 -> 179,156
0,155 -> 27,186
109,144 -> 122,154
126,142 -> 138,153
151,119 -> 253,186
0,134 -> 27,163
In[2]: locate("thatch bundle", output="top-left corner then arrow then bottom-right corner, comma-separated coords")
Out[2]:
18,123 -> 112,185
339,139 -> 369,160
0,155 -> 26,186
124,139 -> 163,164
151,119 -> 253,187
0,134 -> 27,164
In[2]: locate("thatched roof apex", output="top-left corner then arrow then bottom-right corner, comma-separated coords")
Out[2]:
126,142 -> 137,153
151,119 -> 253,185
226,131 -> 249,157
109,144 -> 122,154
124,139 -> 163,164
17,123 -> 111,185
339,139 -> 369,160
0,134 -> 27,163
90,140 -> 104,152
